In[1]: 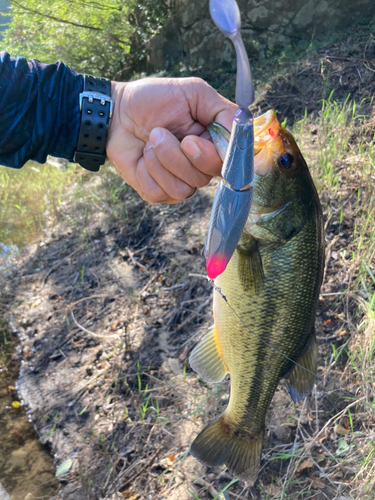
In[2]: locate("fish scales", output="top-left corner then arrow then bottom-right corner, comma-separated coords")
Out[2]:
189,109 -> 324,484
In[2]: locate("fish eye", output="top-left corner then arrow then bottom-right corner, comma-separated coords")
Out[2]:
278,153 -> 294,169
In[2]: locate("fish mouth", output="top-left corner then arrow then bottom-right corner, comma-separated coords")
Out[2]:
252,110 -> 283,178
253,110 -> 279,153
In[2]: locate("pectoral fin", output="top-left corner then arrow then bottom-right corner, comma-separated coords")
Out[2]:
286,329 -> 317,402
189,327 -> 228,383
237,237 -> 264,294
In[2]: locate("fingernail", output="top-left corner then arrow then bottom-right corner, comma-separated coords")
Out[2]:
182,139 -> 201,160
144,141 -> 153,152
149,128 -> 164,147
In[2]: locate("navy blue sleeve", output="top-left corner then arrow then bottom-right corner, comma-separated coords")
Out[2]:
0,52 -> 84,168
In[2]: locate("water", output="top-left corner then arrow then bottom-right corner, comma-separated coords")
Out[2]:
0,251 -> 59,499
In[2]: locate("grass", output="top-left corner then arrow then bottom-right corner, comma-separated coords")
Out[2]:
289,95 -> 375,499
0,161 -> 77,249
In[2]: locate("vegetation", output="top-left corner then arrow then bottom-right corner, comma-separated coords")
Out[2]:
0,13 -> 374,500
0,0 -> 169,77
0,162 -> 75,249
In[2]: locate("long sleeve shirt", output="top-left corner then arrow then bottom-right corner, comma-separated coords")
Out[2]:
0,52 -> 84,168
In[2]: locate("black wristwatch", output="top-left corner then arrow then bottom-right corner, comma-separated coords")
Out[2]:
74,74 -> 113,172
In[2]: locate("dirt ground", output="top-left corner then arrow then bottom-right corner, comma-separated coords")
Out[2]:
1,19 -> 375,500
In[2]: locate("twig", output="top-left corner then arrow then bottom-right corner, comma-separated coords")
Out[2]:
139,273 -> 158,296
298,426 -> 338,492
126,247 -> 148,273
281,397 -> 306,499
121,446 -> 163,489
194,477 -> 227,500
322,236 -> 339,285
315,384 -> 319,433
69,293 -> 110,307
71,369 -> 105,398
188,273 -> 208,279
70,309 -> 121,339
164,284 -> 186,291
306,397 -> 366,452
41,245 -> 84,286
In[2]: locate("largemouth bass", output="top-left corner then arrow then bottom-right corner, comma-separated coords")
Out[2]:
189,109 -> 324,484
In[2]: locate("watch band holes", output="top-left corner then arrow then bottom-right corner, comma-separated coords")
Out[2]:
84,134 -> 89,139
86,109 -> 92,115
99,111 -> 105,117
98,123 -> 104,129
100,83 -> 107,89
79,156 -> 86,161
97,136 -> 102,142
88,80 -> 94,86
85,120 -> 92,127
82,144 -> 88,149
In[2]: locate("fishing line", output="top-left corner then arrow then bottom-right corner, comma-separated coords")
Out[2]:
208,279 -> 375,412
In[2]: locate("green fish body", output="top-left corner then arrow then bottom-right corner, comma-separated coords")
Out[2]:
189,110 -> 325,484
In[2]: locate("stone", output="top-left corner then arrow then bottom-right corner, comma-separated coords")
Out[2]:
0,484 -> 11,500
145,0 -> 375,73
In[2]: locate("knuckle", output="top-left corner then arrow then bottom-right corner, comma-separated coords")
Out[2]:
146,187 -> 168,204
195,174 -> 211,188
174,183 -> 192,200
185,76 -> 205,87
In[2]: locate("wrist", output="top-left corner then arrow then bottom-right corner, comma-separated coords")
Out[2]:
108,81 -> 126,139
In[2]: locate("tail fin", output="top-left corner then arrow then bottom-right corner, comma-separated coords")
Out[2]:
190,414 -> 264,485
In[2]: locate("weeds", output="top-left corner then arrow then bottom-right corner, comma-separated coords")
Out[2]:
0,161 -> 76,247
290,95 -> 375,500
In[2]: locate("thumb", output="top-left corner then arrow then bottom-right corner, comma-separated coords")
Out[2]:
181,135 -> 224,177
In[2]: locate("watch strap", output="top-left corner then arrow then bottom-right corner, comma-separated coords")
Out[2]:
74,74 -> 112,172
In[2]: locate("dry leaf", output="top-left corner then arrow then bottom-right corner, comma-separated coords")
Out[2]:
342,416 -> 350,428
7,385 -> 15,391
179,346 -> 188,361
336,329 -> 349,336
266,483 -> 281,496
323,319 -> 332,325
296,458 -> 313,473
166,454 -> 176,466
122,490 -> 140,499
309,475 -> 325,489
334,424 -> 349,436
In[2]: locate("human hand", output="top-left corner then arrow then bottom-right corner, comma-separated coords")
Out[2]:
107,77 -> 237,204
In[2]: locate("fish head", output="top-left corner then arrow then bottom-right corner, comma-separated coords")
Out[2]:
208,109 -> 316,247
251,110 -> 305,208
246,109 -> 315,242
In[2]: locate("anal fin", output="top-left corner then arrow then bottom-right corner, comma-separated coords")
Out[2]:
286,329 -> 318,402
189,327 -> 228,383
